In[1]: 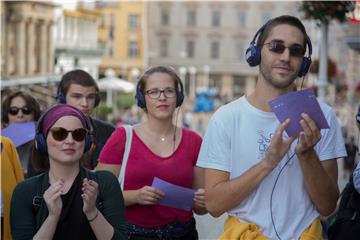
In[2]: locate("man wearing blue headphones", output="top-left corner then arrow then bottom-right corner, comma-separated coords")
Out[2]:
57,69 -> 115,169
197,15 -> 346,239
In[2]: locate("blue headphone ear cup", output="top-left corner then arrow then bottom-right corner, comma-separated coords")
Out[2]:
176,92 -> 184,107
298,57 -> 312,77
135,88 -> 146,109
246,44 -> 261,67
94,94 -> 100,107
35,132 -> 47,153
57,93 -> 66,104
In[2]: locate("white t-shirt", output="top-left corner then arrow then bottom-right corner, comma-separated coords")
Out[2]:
197,96 -> 346,239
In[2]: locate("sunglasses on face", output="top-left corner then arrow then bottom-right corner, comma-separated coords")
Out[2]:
263,41 -> 305,58
8,106 -> 32,115
49,127 -> 87,142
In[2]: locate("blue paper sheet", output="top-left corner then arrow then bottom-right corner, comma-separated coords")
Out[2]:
152,177 -> 195,211
268,88 -> 329,137
1,122 -> 36,147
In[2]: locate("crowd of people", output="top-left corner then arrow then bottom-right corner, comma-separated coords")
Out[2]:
1,15 -> 359,240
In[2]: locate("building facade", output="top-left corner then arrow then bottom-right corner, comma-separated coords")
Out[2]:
95,1 -> 145,82
1,1 -> 58,106
147,2 -> 303,100
54,7 -> 103,78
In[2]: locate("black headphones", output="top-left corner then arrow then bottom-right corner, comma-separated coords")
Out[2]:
34,104 -> 93,154
56,79 -> 101,107
245,20 -> 312,77
135,70 -> 185,109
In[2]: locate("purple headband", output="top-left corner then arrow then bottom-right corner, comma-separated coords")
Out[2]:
41,104 -> 88,136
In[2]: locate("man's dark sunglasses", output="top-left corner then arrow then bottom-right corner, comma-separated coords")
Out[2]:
49,127 -> 87,142
263,41 -> 305,58
8,106 -> 32,115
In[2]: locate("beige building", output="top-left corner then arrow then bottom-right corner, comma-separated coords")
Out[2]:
2,1 -> 56,79
147,2 -> 301,100
94,1 -> 145,82
1,1 -> 57,105
146,1 -> 358,103
54,7 -> 103,78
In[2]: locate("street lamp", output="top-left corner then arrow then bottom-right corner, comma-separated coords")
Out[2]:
179,66 -> 187,94
131,67 -> 140,82
189,66 -> 197,100
203,65 -> 210,89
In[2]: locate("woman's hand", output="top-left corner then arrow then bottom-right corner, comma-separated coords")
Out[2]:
82,178 -> 98,219
136,186 -> 165,205
43,179 -> 64,218
193,188 -> 207,215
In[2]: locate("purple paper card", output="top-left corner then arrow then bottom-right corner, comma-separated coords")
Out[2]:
268,88 -> 329,137
151,177 -> 195,211
1,122 -> 36,147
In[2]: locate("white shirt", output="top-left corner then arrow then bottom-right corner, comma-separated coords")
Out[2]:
197,96 -> 346,239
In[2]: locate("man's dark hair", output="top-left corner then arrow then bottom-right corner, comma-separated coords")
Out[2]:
257,15 -> 308,47
59,69 -> 99,96
2,91 -> 42,124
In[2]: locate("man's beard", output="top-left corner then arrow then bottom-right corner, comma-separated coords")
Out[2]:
260,64 -> 298,89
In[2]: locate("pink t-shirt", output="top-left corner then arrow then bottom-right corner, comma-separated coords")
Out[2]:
98,126 -> 202,227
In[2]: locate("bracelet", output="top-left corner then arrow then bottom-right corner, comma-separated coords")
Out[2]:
87,209 -> 99,222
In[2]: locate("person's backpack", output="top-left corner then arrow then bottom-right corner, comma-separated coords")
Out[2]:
32,170 -> 103,231
328,176 -> 360,239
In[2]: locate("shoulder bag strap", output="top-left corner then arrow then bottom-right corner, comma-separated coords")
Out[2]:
118,125 -> 132,190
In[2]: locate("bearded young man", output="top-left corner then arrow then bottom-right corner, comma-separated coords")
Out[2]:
197,15 -> 346,239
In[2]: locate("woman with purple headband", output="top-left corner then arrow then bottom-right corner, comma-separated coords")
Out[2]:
10,104 -> 127,240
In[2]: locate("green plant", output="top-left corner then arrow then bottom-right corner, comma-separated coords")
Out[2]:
94,103 -> 113,120
116,92 -> 136,110
299,1 -> 355,25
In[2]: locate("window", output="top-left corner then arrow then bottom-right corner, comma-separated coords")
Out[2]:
128,42 -> 139,58
187,10 -> 196,26
237,42 -> 245,61
161,10 -> 169,25
211,10 -> 221,27
211,41 -> 220,59
100,15 -> 105,28
238,12 -> 246,28
110,14 -> 115,28
160,39 -> 168,57
128,14 -> 139,29
186,40 -> 195,58
109,46 -> 113,57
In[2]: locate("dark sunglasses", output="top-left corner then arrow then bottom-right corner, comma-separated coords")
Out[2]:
49,127 -> 87,142
264,41 -> 305,58
8,106 -> 32,115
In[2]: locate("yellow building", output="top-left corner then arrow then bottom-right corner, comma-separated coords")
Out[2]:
96,1 -> 145,83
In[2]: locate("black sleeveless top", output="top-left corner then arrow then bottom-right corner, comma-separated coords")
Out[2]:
53,172 -> 96,240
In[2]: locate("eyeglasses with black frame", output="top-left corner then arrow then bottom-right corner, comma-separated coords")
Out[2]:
49,127 -> 87,142
8,106 -> 33,115
145,87 -> 177,99
263,40 -> 305,58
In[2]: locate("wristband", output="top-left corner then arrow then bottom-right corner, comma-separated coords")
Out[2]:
87,209 -> 99,222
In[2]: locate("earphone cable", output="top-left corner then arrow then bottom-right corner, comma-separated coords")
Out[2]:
270,149 -> 296,240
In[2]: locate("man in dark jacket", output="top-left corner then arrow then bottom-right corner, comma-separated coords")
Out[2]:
57,69 -> 115,169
